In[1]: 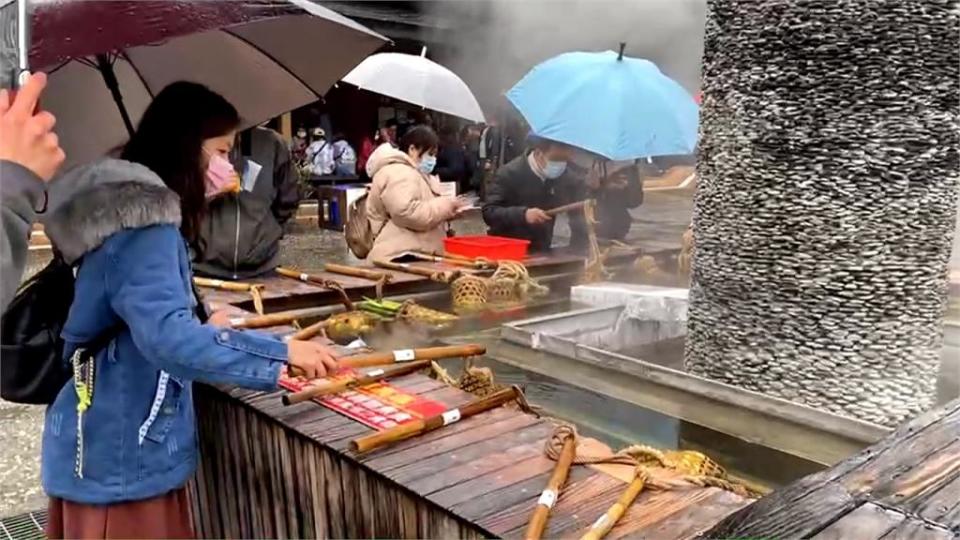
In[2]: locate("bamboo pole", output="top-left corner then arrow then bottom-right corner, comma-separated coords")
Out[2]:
193,277 -> 266,315
524,433 -> 577,540
373,259 -> 460,283
228,307 -> 330,330
276,267 -> 354,310
579,470 -> 647,540
545,199 -> 592,217
351,386 -> 521,453
409,250 -> 491,270
288,319 -> 328,341
340,344 -> 485,369
323,263 -> 390,282
322,263 -> 392,300
282,360 -> 432,405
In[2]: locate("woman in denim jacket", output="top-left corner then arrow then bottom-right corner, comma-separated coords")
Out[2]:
41,82 -> 338,539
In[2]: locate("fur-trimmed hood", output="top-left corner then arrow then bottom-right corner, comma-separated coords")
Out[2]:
43,159 -> 181,264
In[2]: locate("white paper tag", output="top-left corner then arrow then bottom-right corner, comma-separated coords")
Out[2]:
591,514 -> 609,531
393,349 -> 416,362
282,335 -> 292,342
367,369 -> 385,377
228,318 -> 244,327
347,338 -> 368,349
241,159 -> 263,192
299,273 -> 309,282
537,489 -> 557,508
441,409 -> 461,425
208,279 -> 225,287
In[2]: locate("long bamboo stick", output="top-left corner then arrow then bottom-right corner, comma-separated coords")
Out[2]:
323,263 -> 392,299
193,277 -> 256,292
545,199 -> 591,217
194,277 -> 266,315
228,307 -> 330,330
323,263 -> 390,282
276,267 -> 354,310
579,470 -> 647,540
524,434 -> 577,540
282,360 -> 432,405
340,344 -> 485,369
372,259 -> 459,283
287,319 -> 328,341
409,250 -> 492,270
351,386 -> 520,453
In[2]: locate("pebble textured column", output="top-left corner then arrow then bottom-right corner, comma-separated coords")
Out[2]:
685,0 -> 959,426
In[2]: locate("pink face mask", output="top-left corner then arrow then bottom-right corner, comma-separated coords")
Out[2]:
204,152 -> 239,199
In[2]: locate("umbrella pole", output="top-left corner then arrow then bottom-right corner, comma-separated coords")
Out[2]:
95,53 -> 135,136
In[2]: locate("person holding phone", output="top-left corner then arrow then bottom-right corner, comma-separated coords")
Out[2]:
363,125 -> 467,261
0,72 -> 66,311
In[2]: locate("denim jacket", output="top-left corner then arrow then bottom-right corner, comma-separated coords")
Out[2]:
40,159 -> 288,504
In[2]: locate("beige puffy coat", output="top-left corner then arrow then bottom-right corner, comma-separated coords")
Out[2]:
365,144 -> 450,261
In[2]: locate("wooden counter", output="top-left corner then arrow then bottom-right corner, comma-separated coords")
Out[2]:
704,399 -> 960,539
190,372 -> 750,539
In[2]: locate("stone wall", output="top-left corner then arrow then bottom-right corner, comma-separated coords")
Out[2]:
686,0 -> 960,426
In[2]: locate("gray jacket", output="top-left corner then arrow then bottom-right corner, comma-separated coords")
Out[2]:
192,127 -> 300,279
1,160 -> 44,312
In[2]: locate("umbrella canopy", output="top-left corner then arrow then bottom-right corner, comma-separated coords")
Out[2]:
506,49 -> 698,161
342,51 -> 485,123
13,0 -> 387,167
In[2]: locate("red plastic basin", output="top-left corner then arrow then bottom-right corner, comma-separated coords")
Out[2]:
444,235 -> 530,261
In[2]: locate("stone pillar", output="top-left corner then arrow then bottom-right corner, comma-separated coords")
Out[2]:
685,0 -> 959,426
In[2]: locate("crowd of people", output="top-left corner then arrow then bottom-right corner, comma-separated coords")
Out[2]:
0,73 -> 650,538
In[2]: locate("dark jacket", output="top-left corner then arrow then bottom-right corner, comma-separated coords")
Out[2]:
0,160 -> 45,311
594,167 -> 644,241
41,159 -> 287,504
436,143 -> 468,189
192,127 -> 299,279
482,154 -> 587,253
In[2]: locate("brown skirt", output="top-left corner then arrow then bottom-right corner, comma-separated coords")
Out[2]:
46,487 -> 194,539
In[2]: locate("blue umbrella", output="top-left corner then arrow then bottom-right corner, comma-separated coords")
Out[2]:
506,47 -> 699,161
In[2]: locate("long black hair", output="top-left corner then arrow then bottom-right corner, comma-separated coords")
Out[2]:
121,81 -> 240,242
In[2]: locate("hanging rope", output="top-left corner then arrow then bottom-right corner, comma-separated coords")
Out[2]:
249,285 -> 265,315
583,200 -> 613,283
317,279 -> 354,311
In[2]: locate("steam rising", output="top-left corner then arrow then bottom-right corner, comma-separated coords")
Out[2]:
425,0 -> 706,116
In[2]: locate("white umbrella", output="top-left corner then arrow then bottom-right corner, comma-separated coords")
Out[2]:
342,48 -> 485,123
19,0 -> 388,167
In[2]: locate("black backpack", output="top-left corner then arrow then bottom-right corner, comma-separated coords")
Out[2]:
1,257 -> 121,404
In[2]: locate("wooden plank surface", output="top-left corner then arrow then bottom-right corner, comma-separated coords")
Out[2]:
810,503 -> 904,540
705,399 -> 960,538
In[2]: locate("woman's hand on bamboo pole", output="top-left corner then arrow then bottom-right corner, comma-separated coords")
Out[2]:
287,340 -> 340,379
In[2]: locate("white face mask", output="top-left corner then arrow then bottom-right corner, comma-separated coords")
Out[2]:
419,154 -> 437,174
542,160 -> 567,179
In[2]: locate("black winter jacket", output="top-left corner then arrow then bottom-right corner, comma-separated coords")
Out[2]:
192,127 -> 299,279
481,154 -> 587,253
